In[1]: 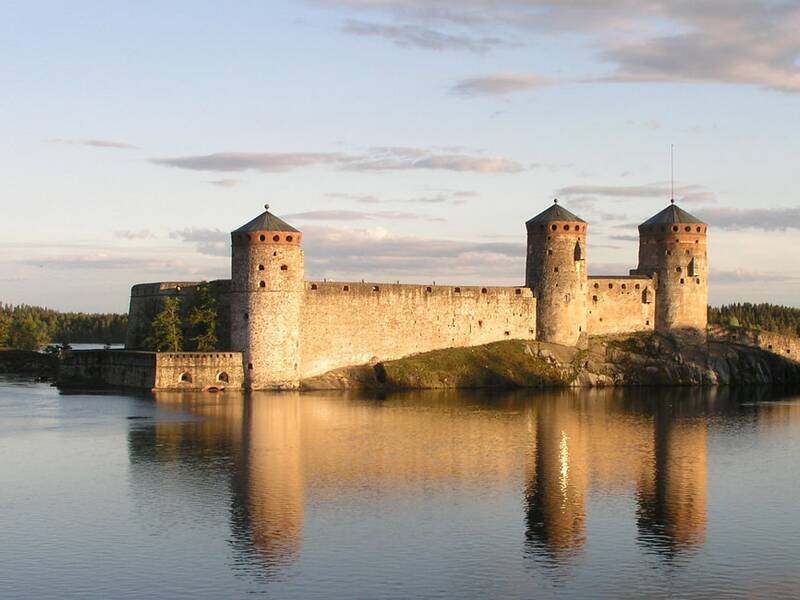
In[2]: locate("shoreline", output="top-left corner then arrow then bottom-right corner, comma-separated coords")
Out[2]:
301,333 -> 800,391
8,329 -> 799,392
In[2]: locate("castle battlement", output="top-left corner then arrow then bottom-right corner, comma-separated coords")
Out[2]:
125,199 -> 708,390
304,281 -> 532,298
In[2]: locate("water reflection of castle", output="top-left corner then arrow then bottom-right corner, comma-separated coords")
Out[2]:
524,392 -> 708,560
127,389 -> 721,573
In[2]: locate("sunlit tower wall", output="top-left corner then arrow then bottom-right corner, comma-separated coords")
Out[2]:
525,201 -> 588,348
230,206 -> 304,389
633,203 -> 708,340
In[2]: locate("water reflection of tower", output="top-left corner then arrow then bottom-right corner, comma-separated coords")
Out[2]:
525,397 -> 589,561
229,394 -> 304,571
637,400 -> 707,555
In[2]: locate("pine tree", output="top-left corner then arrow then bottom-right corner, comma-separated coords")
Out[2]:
188,284 -> 218,351
144,297 -> 183,352
9,310 -> 49,351
0,305 -> 11,347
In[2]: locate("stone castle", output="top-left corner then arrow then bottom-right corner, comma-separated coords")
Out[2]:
119,200 -> 708,390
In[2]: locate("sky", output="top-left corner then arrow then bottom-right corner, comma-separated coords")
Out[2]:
1,0 -> 799,313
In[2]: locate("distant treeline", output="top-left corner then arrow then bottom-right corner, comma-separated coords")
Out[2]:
708,303 -> 800,337
0,303 -> 128,351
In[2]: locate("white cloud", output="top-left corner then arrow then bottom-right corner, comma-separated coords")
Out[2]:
556,182 -> 716,204
327,192 -> 382,204
20,254 -> 208,274
342,19 -> 507,52
283,209 -> 445,222
150,152 -> 346,173
326,189 -> 478,205
52,138 -> 139,150
151,147 -> 525,174
114,229 -> 156,240
709,268 -> 796,283
450,73 -> 549,96
701,207 -> 800,231
316,0 -> 800,93
169,228 -> 228,256
345,147 -> 525,172
170,224 -> 526,283
208,179 -> 243,188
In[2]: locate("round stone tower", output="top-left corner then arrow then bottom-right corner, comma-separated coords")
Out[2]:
230,205 -> 304,389
634,201 -> 708,339
525,200 -> 588,347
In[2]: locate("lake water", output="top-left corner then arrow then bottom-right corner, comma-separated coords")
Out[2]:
2,378 -> 800,599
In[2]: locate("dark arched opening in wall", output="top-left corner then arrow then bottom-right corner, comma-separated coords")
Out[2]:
179,372 -> 192,383
217,372 -> 229,383
688,257 -> 696,277
574,241 -> 583,261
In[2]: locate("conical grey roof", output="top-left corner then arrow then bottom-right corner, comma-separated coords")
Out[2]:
232,206 -> 299,233
526,202 -> 586,224
640,203 -> 704,226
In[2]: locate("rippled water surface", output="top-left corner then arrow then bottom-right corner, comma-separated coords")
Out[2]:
2,378 -> 800,599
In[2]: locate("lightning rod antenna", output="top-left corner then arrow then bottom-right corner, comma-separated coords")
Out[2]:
670,144 -> 675,204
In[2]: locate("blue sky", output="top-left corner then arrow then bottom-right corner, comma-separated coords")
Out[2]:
2,0 -> 799,312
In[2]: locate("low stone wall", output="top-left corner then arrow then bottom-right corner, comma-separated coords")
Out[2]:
587,276 -> 655,336
58,350 -> 244,390
59,350 -> 157,388
0,349 -> 58,375
708,325 -> 800,363
154,352 -> 244,390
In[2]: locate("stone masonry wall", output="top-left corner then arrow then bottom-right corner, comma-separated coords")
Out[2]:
58,350 -> 245,390
708,325 -> 800,363
587,276 -> 656,336
59,350 -> 157,388
154,352 -> 245,390
298,282 -> 536,379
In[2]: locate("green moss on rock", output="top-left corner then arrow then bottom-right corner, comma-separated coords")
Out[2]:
301,332 -> 800,391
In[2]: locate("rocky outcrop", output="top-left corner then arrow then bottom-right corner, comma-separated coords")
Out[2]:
301,332 -> 800,390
